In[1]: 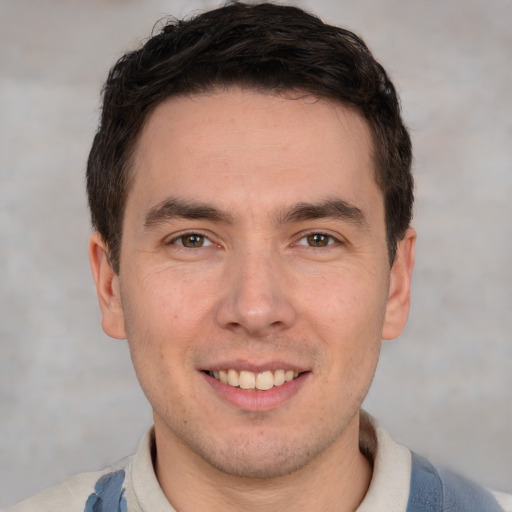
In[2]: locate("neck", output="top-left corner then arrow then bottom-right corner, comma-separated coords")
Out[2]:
153,413 -> 373,512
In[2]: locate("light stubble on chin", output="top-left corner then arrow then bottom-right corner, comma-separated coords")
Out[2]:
154,390 -> 367,482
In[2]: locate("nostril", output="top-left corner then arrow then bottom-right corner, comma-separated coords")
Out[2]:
214,279 -> 297,335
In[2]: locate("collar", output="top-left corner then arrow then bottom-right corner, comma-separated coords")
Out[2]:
126,412 -> 412,512
356,411 -> 412,512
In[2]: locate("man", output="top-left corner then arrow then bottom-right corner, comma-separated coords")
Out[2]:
10,2 -> 511,511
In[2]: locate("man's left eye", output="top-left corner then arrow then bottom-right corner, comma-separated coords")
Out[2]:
296,233 -> 337,247
171,233 -> 212,248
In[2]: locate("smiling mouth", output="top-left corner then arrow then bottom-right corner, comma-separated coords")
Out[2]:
204,369 -> 301,391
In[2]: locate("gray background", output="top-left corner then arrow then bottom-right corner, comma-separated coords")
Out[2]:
1,0 -> 511,508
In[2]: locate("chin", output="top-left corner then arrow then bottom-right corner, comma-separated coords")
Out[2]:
186,424 -> 344,480
203,445 -> 314,480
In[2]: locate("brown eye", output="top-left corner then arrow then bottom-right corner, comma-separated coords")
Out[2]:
306,233 -> 331,247
172,233 -> 212,248
182,234 -> 204,247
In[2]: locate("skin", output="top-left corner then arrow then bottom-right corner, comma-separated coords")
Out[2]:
90,88 -> 415,512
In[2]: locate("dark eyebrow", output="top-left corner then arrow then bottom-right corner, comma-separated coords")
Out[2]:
275,200 -> 367,227
144,197 -> 234,228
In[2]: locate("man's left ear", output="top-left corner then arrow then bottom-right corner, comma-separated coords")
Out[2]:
382,228 -> 416,340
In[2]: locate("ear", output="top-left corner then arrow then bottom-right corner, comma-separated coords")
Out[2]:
382,228 -> 416,340
88,232 -> 126,339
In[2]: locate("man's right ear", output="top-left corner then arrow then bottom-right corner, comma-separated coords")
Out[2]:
88,232 -> 126,340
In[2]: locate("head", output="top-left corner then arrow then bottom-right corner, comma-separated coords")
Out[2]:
87,1 -> 413,274
87,1 -> 416,488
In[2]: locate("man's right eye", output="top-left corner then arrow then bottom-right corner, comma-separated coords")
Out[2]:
169,233 -> 213,248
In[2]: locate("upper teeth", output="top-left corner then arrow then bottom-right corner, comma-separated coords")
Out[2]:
210,369 -> 299,390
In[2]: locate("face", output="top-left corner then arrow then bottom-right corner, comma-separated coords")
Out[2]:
90,88 -> 415,479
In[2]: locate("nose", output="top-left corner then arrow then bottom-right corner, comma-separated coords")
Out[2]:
215,249 -> 297,337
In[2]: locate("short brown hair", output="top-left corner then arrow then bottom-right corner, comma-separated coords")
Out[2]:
87,2 -> 413,273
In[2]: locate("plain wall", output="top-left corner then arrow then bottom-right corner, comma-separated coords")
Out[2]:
1,0 -> 511,507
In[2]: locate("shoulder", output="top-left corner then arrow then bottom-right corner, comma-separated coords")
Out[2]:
7,457 -> 132,512
493,491 -> 512,512
408,451 -> 512,512
359,413 -> 512,512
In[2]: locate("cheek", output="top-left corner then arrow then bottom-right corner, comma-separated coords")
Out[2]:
297,271 -> 386,377
120,283 -> 195,418
119,270 -> 218,378
299,269 -> 388,333
128,268 -> 216,325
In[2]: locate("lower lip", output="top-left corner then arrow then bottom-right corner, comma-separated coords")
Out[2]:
202,372 -> 310,412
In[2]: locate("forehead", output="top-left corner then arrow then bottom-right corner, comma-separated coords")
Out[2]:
128,88 -> 381,220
